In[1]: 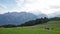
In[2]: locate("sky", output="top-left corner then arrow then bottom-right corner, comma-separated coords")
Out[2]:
0,0 -> 60,15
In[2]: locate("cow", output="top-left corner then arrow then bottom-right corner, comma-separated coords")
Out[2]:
44,25 -> 54,30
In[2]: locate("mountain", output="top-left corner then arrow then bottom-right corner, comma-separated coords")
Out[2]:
0,12 -> 37,25
0,12 -> 48,25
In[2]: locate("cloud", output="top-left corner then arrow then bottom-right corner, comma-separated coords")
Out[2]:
0,4 -> 9,14
0,4 -> 7,9
0,0 -> 17,14
0,0 -> 60,14
13,0 -> 60,15
50,6 -> 60,9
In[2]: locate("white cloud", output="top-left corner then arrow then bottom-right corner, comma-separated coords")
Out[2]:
0,4 -> 7,9
50,6 -> 60,9
0,0 -> 60,14
8,0 -> 60,14
14,0 -> 24,11
45,0 -> 60,6
0,4 -> 9,14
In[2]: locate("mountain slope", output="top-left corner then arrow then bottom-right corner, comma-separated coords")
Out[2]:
0,12 -> 37,25
0,12 -> 48,25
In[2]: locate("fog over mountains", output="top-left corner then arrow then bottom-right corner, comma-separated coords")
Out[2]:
48,11 -> 60,18
0,12 -> 60,25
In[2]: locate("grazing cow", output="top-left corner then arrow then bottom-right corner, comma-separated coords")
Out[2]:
44,26 -> 50,30
45,27 -> 50,30
44,26 -> 54,30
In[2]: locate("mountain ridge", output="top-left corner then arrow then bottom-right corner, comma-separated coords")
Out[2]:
0,12 -> 47,25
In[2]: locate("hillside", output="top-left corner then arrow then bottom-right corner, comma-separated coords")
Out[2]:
0,12 -> 47,25
0,12 -> 37,25
0,21 -> 60,34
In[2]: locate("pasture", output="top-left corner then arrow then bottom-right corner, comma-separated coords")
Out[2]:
0,21 -> 60,34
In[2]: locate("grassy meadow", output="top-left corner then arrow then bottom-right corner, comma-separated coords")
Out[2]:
0,21 -> 60,34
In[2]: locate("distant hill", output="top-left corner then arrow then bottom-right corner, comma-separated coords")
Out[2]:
0,12 -> 47,25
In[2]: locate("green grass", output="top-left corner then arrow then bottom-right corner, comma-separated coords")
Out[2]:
0,21 -> 60,34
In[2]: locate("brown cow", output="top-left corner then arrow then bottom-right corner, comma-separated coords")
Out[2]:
44,25 -> 54,30
44,26 -> 50,30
